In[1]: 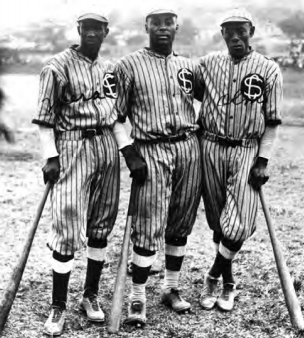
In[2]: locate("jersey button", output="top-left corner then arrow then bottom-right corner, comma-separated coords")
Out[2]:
230,115 -> 233,119
233,79 -> 236,82
175,112 -> 178,115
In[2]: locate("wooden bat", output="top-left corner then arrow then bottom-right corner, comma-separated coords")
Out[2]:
0,182 -> 51,334
259,188 -> 304,330
108,199 -> 133,333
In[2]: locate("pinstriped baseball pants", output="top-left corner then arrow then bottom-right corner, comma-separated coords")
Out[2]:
48,130 -> 120,256
130,134 -> 202,252
200,137 -> 259,243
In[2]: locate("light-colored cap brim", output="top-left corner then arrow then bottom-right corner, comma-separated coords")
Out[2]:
77,13 -> 108,24
221,16 -> 251,25
146,9 -> 177,20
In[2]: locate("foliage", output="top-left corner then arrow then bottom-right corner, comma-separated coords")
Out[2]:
278,11 -> 304,38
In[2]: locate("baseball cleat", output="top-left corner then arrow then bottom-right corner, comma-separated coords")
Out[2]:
124,300 -> 147,327
161,288 -> 191,313
43,306 -> 67,336
79,295 -> 105,322
216,283 -> 236,311
200,274 -> 220,310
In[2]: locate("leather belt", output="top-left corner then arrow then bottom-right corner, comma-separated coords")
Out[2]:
201,130 -> 258,148
135,132 -> 192,145
56,128 -> 105,141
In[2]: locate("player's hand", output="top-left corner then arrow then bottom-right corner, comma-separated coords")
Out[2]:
248,157 -> 269,191
121,145 -> 148,186
42,156 -> 60,184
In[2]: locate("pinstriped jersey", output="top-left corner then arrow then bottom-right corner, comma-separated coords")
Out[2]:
198,50 -> 283,139
114,48 -> 203,141
33,46 -> 117,131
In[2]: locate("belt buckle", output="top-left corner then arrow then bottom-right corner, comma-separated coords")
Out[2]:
83,128 -> 97,138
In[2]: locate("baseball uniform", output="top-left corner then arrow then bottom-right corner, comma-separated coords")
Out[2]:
198,50 -> 282,245
33,46 -> 120,255
115,48 -> 203,251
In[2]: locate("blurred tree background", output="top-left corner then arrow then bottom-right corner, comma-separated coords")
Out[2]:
1,2 -> 304,73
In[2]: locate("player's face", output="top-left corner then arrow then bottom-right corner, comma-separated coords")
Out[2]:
78,19 -> 109,51
146,15 -> 178,49
221,22 -> 255,59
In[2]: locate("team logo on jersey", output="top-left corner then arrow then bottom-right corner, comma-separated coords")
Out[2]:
241,73 -> 265,102
177,68 -> 194,94
103,72 -> 117,99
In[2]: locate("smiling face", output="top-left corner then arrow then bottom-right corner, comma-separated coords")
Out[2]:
77,19 -> 109,52
221,22 -> 255,59
145,14 -> 178,54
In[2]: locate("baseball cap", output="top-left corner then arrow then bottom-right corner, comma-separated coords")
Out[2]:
220,8 -> 253,26
77,13 -> 108,24
145,9 -> 178,21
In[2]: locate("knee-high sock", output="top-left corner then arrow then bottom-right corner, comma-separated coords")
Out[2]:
83,246 -> 106,297
164,244 -> 186,291
52,251 -> 74,308
208,241 -> 240,283
131,246 -> 156,302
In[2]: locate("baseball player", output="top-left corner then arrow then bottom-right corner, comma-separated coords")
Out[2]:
114,9 -> 204,326
198,8 -> 283,312
32,13 -> 146,336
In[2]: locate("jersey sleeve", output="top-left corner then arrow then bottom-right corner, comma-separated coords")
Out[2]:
113,60 -> 133,123
32,65 -> 65,128
263,62 -> 283,126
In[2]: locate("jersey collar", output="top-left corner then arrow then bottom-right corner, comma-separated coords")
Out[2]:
69,45 -> 100,64
143,47 -> 178,59
228,47 -> 254,64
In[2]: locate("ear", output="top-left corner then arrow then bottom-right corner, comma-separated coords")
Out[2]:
77,25 -> 80,36
250,25 -> 255,38
221,28 -> 224,38
176,24 -> 179,32
104,27 -> 109,38
145,23 -> 149,34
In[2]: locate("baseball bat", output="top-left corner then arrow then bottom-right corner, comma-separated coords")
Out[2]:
108,198 -> 133,333
259,188 -> 304,330
0,182 -> 51,334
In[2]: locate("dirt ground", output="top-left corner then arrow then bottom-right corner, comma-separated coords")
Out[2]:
1,70 -> 304,338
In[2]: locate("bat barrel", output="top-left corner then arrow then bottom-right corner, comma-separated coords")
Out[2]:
107,215 -> 132,334
259,188 -> 304,330
0,182 -> 51,334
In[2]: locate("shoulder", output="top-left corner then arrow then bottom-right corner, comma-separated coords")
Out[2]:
41,48 -> 72,80
199,51 -> 227,65
252,51 -> 280,69
98,58 -> 116,72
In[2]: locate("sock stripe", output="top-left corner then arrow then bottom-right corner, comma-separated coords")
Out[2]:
87,246 -> 106,262
133,252 -> 156,267
52,257 -> 74,274
165,244 -> 186,257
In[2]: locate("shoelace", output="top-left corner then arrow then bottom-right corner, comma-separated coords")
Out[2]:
170,288 -> 182,300
222,286 -> 234,300
51,307 -> 64,323
88,296 -> 100,311
202,281 -> 218,297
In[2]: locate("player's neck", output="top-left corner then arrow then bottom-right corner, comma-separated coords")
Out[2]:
76,45 -> 100,61
149,44 -> 173,57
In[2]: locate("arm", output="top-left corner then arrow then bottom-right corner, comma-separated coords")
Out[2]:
248,62 -> 283,190
113,62 -> 147,186
193,61 -> 205,103
35,66 -> 64,183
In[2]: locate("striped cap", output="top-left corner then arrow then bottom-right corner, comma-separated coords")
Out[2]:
77,13 -> 108,24
146,9 -> 177,21
220,8 -> 253,26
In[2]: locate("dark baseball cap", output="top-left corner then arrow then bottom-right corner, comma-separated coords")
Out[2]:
145,9 -> 178,21
77,13 -> 108,24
